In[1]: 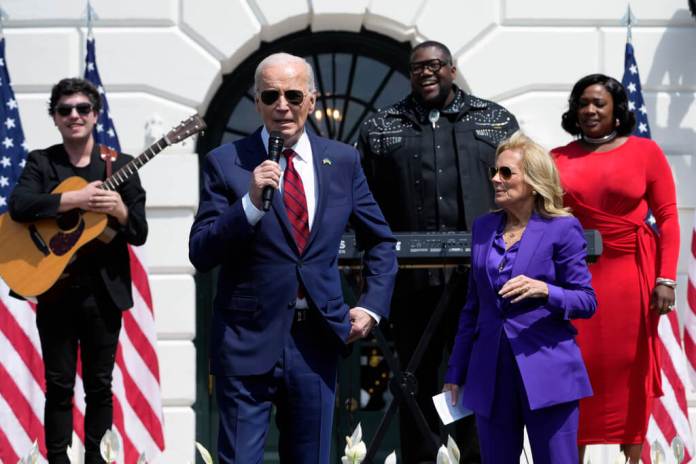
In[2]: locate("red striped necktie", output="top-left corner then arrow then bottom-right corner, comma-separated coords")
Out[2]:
282,148 -> 310,254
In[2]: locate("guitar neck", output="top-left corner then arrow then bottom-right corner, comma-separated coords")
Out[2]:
101,136 -> 170,191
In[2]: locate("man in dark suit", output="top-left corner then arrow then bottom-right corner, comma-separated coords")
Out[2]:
359,41 -> 518,463
9,78 -> 148,464
189,52 -> 397,464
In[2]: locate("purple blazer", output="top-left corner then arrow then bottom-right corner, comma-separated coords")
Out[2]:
444,211 -> 596,417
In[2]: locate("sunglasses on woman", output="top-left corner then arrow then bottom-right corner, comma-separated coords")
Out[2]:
55,103 -> 94,117
489,166 -> 514,180
259,89 -> 305,106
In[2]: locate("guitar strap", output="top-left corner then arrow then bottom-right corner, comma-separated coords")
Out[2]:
99,144 -> 119,178
98,145 -> 119,243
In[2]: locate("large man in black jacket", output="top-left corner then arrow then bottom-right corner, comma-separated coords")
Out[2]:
9,78 -> 147,464
359,41 -> 518,463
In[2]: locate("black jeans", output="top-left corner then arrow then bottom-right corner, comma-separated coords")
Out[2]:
36,286 -> 122,464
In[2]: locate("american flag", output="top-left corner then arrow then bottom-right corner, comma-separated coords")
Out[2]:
0,36 -> 43,464
623,38 -> 696,463
83,34 -> 165,462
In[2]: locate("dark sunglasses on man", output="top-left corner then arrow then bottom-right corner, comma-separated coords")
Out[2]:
55,103 -> 94,117
409,59 -> 449,75
489,166 -> 514,180
259,89 -> 305,106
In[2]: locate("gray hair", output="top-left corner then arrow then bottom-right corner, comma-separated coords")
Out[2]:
254,53 -> 316,93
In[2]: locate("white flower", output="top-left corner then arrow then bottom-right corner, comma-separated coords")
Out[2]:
651,440 -> 666,464
671,436 -> 686,463
384,450 -> 397,464
195,441 -> 214,464
99,428 -> 122,463
17,440 -> 39,464
436,435 -> 460,464
341,423 -> 367,464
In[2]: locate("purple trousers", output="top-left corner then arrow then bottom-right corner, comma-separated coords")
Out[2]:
476,335 -> 579,464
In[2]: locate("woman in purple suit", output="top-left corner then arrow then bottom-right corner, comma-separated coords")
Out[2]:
443,131 -> 597,463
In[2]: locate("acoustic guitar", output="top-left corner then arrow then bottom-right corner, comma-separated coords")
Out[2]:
0,113 -> 206,298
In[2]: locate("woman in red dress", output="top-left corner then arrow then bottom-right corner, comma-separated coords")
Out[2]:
551,74 -> 679,463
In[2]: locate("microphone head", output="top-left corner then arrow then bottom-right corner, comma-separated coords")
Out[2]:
267,131 -> 284,162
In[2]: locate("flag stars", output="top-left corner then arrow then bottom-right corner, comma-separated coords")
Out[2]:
626,82 -> 637,93
0,176 -> 8,188
87,62 -> 95,72
19,159 -> 26,168
638,122 -> 648,133
0,58 -> 5,67
2,137 -> 13,149
96,123 -> 104,133
4,117 -> 15,129
0,156 -> 10,168
629,64 -> 638,75
107,128 -> 115,138
6,98 -> 17,110
640,105 -> 647,115
97,85 -> 105,95
628,101 -> 636,111
0,196 -> 6,208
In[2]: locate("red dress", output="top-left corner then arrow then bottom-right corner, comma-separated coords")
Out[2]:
552,136 -> 679,444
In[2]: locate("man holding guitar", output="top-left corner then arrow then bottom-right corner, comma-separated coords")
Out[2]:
8,78 -> 148,464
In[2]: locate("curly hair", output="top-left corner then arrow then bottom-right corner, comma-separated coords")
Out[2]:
561,73 -> 635,137
48,78 -> 102,116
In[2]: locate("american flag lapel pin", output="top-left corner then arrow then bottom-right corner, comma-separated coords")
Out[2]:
322,158 -> 332,166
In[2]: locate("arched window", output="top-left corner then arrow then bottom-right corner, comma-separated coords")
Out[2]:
198,29 -> 411,152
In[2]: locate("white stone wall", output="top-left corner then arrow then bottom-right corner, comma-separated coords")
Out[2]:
2,0 -> 695,462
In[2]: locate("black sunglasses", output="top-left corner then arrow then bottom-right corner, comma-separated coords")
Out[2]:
409,59 -> 449,75
55,103 -> 94,117
490,166 -> 514,180
259,89 -> 305,106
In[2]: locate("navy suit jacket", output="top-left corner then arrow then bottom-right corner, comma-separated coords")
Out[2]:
189,128 -> 397,376
445,211 -> 596,417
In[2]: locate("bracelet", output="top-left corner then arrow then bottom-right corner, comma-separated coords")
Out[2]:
656,277 -> 677,289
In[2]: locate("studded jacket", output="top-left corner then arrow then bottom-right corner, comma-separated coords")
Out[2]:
359,88 -> 519,234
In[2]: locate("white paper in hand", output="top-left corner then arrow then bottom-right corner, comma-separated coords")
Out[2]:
432,390 -> 473,425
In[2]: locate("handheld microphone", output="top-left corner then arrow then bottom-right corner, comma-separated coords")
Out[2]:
262,131 -> 284,211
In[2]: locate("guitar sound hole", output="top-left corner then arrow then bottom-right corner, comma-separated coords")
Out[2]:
56,210 -> 81,231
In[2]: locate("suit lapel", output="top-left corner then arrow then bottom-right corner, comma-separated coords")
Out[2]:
304,130 -> 328,253
478,212 -> 502,292
510,212 -> 546,278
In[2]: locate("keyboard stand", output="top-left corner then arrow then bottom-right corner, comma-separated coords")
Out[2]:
363,265 -> 468,463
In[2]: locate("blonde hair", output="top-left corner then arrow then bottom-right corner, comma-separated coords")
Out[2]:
496,131 -> 571,218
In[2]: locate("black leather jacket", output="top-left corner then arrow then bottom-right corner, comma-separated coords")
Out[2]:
359,89 -> 519,232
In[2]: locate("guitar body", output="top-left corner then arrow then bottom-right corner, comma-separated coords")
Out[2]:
0,113 -> 206,298
0,176 -> 108,297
